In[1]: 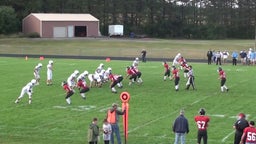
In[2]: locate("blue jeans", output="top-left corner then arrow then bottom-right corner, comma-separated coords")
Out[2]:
174,133 -> 186,144
110,123 -> 122,144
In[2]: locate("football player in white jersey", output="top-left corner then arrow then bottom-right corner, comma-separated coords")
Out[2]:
34,63 -> 42,85
95,63 -> 104,74
77,71 -> 89,84
172,53 -> 181,66
15,79 -> 37,104
46,60 -> 53,85
88,73 -> 102,88
77,71 -> 90,99
103,67 -> 112,82
67,70 -> 79,90
132,57 -> 139,69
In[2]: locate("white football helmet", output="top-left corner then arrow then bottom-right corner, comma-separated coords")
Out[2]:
31,79 -> 37,84
38,63 -> 43,67
74,70 -> 79,75
83,71 -> 89,76
49,60 -> 53,64
99,63 -> 104,67
135,57 -> 139,61
107,67 -> 112,71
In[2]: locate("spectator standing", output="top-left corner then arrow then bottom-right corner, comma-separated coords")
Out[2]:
240,50 -> 247,65
206,50 -> 213,65
103,118 -> 112,144
233,113 -> 249,144
141,49 -> 147,62
107,103 -> 126,144
222,50 -> 229,64
232,51 -> 238,66
172,109 -> 189,144
88,117 -> 100,144
215,51 -> 221,65
212,50 -> 216,63
249,50 -> 255,65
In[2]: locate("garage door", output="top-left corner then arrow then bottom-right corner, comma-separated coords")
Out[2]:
53,27 -> 67,38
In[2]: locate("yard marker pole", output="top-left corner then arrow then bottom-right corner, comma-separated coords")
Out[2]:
120,92 -> 130,144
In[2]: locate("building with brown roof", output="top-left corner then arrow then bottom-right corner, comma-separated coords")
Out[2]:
23,13 -> 100,38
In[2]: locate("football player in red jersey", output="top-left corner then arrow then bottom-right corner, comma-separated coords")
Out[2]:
170,66 -> 180,91
126,66 -> 137,85
194,108 -> 210,144
163,61 -> 171,81
109,72 -> 123,93
178,56 -> 187,70
218,67 -> 229,92
240,121 -> 256,144
131,66 -> 143,84
77,72 -> 90,99
62,81 -> 74,104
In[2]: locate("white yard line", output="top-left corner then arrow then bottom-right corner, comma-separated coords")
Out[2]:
221,130 -> 235,143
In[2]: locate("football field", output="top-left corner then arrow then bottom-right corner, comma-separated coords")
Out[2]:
0,57 -> 255,144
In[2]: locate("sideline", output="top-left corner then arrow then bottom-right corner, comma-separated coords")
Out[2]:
0,53 -> 205,62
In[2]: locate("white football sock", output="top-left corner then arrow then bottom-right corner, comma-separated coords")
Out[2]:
111,87 -> 117,92
81,93 -> 85,98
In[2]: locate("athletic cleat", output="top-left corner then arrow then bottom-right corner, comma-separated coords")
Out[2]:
227,89 -> 229,92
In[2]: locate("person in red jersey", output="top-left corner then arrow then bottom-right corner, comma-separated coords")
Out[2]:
170,66 -> 180,91
194,108 -> 210,144
131,66 -> 143,84
218,67 -> 229,92
182,62 -> 190,78
62,81 -> 74,104
240,121 -> 256,144
178,56 -> 187,69
77,74 -> 90,100
109,72 -> 123,93
163,61 -> 171,81
126,66 -> 137,85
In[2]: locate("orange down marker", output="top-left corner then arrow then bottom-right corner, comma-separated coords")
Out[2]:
120,92 -> 130,144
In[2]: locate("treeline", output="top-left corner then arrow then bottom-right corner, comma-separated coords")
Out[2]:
0,0 -> 255,39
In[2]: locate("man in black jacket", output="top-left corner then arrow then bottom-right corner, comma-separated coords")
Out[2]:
233,113 -> 249,144
207,50 -> 213,65
172,109 -> 189,144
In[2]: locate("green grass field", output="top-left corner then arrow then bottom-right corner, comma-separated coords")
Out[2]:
0,56 -> 255,144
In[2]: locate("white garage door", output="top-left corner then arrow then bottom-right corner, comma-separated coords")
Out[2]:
67,25 -> 74,38
53,27 -> 67,38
